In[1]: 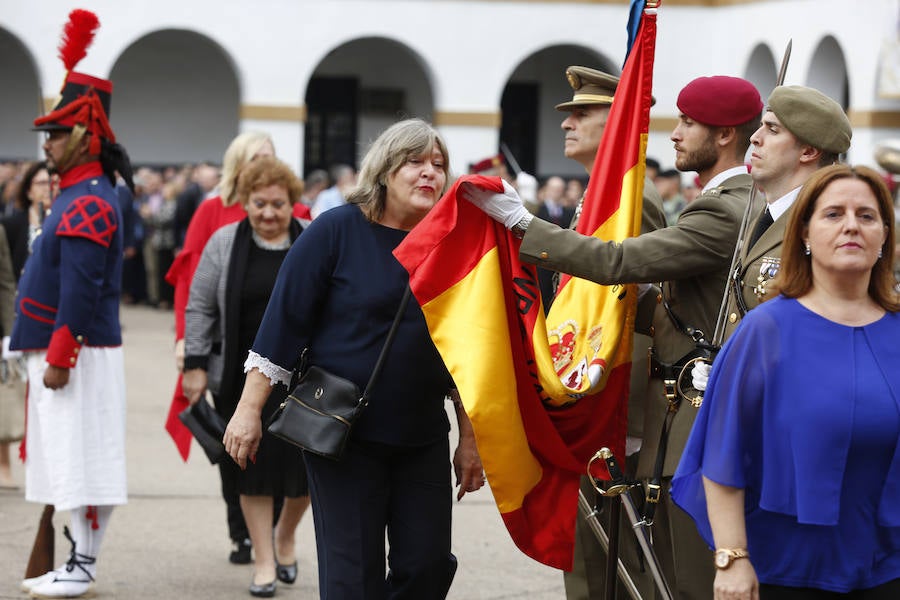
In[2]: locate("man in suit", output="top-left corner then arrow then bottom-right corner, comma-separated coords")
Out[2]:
535,176 -> 575,311
467,74 -> 764,599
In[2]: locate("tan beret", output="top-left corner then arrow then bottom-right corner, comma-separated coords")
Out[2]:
767,85 -> 851,154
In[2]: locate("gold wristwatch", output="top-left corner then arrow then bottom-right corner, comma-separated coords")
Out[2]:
713,548 -> 749,570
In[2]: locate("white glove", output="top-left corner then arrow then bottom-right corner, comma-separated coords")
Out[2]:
691,360 -> 711,392
515,171 -> 538,205
461,180 -> 529,230
2,336 -> 21,360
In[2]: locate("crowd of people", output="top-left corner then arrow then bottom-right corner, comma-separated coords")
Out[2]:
4,9 -> 900,600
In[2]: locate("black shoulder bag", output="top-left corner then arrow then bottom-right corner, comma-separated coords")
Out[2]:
266,286 -> 412,460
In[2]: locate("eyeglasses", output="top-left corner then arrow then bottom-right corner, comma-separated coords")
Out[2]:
43,131 -> 70,142
32,178 -> 51,187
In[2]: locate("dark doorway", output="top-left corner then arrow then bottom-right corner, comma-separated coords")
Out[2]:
304,77 -> 358,174
500,82 -> 539,175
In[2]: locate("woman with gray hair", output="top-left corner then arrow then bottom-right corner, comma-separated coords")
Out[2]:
224,119 -> 484,598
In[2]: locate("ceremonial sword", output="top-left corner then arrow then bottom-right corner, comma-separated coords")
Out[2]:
587,448 -> 674,600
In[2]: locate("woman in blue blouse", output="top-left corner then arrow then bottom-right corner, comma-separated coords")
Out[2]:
671,164 -> 900,599
223,119 -> 484,599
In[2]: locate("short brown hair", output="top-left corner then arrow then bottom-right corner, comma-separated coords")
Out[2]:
236,156 -> 303,207
769,164 -> 900,311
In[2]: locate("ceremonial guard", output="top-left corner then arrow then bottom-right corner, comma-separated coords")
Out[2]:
720,85 -> 852,338
14,10 -> 134,599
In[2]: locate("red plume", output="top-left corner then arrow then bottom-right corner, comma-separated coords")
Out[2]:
58,9 -> 100,72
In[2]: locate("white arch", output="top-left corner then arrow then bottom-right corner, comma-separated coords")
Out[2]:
806,35 -> 849,109
744,43 -> 778,103
303,36 -> 436,169
109,29 -> 241,165
0,27 -> 42,159
502,44 -> 616,177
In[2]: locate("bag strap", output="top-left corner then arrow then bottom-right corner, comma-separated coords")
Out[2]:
360,285 -> 412,406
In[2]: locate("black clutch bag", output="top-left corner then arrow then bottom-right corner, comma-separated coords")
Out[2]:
266,287 -> 411,461
178,399 -> 227,464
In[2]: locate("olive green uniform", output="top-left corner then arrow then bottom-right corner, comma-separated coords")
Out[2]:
722,200 -> 793,339
521,173 -> 752,600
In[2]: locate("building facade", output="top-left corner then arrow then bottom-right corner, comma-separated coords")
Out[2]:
2,0 -> 898,179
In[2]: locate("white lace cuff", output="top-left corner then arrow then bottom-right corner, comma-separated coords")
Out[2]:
244,351 -> 292,387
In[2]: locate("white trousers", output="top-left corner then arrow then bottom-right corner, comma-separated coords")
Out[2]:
24,348 -> 127,510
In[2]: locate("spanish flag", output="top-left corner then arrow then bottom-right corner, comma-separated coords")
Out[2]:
394,3 -> 657,570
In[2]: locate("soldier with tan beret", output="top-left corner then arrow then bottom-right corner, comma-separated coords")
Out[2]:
718,85 -> 853,338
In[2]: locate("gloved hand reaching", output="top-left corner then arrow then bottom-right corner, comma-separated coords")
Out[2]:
461,179 -> 530,230
691,360 -> 711,392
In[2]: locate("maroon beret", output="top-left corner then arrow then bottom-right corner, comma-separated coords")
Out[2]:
676,76 -> 763,127
468,154 -> 505,174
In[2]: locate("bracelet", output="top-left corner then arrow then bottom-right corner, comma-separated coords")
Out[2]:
512,213 -> 533,239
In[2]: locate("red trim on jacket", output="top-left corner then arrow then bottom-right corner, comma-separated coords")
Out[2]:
45,325 -> 84,369
20,297 -> 58,325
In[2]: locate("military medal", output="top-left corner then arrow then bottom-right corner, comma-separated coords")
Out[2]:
753,256 -> 780,300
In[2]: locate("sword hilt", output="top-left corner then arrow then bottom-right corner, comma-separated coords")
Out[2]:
588,447 -> 631,496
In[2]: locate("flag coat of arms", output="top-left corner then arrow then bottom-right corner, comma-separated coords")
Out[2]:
394,2 -> 658,570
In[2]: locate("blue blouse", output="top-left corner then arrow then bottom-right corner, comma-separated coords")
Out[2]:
671,296 -> 900,592
251,204 -> 451,446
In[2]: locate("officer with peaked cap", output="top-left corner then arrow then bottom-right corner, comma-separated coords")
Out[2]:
15,9 -> 134,599
465,70 -> 765,600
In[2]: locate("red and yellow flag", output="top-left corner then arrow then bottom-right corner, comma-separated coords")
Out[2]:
394,5 -> 657,570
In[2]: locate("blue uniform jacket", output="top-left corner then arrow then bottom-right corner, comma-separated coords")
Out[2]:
10,161 -> 123,367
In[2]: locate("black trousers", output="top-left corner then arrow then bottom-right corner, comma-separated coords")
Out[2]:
304,437 -> 452,599
761,579 -> 900,599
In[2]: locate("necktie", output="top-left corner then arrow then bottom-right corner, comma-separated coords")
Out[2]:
748,207 -> 773,249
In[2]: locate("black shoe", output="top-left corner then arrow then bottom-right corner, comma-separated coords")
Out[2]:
275,560 -> 298,584
249,578 -> 276,598
230,538 -> 252,564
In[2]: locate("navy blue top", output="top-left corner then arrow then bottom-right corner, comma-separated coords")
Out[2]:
672,296 -> 900,592
252,203 -> 451,446
11,162 -> 123,353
